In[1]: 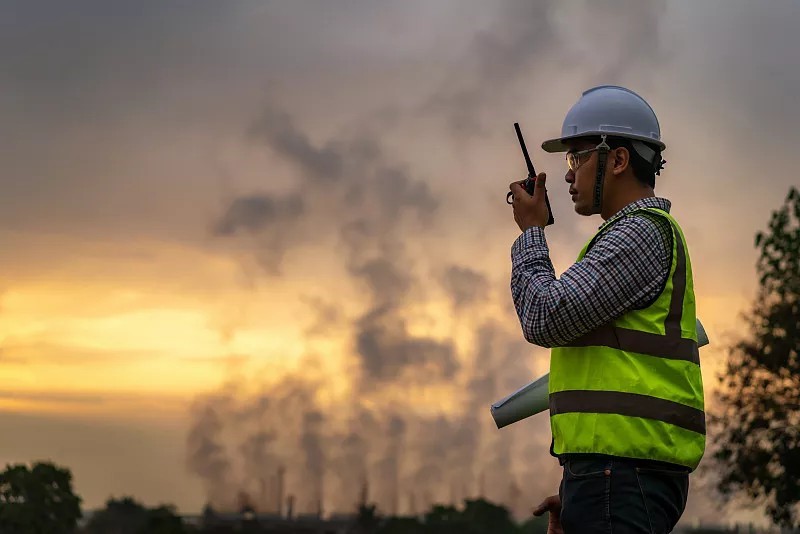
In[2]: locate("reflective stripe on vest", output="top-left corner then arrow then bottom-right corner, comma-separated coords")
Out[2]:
549,207 -> 706,469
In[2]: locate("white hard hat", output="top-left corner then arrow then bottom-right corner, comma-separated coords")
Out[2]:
541,85 -> 666,153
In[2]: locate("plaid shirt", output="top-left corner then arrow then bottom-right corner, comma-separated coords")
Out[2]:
510,197 -> 674,348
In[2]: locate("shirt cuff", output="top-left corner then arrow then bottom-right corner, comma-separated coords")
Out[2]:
511,226 -> 548,258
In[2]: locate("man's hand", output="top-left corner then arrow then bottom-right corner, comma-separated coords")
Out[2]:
510,172 -> 550,232
532,494 -> 563,534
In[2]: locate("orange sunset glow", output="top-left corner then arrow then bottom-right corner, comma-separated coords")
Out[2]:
2,1 -> 799,530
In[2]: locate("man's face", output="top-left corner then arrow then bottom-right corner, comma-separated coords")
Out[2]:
564,139 -> 600,216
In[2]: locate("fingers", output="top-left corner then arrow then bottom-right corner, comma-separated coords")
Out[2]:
532,494 -> 560,516
509,174 -> 547,201
533,173 -> 547,201
534,172 -> 547,190
509,182 -> 525,204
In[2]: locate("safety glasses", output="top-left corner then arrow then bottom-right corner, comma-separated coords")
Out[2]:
566,137 -> 610,172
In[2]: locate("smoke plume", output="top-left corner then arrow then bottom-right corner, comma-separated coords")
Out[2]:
188,98 -> 552,517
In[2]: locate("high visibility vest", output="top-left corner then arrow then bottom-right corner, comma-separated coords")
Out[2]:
549,207 -> 706,469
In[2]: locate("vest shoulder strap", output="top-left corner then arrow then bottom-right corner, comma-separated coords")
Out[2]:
583,207 -> 673,258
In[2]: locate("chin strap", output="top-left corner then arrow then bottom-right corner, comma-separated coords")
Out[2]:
592,135 -> 610,214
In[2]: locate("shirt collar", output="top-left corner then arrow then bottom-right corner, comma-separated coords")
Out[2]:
598,197 -> 672,230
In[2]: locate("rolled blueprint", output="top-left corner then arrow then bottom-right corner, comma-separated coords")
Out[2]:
490,372 -> 550,429
490,318 -> 710,429
696,318 -> 709,347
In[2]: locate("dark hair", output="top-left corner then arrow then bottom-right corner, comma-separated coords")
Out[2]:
606,137 -> 661,188
582,135 -> 662,188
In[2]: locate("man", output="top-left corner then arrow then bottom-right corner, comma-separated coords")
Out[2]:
508,85 -> 705,534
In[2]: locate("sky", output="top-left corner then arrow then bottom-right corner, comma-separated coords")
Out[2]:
1,0 -> 798,526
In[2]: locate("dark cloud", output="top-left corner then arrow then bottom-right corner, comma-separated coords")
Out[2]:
355,305 -> 458,381
238,430 -> 278,481
249,108 -> 344,183
2,0 -> 793,525
244,105 -> 438,229
371,165 -> 438,225
216,104 -> 438,281
554,0 -> 668,87
419,1 -> 555,137
677,1 -> 800,140
369,415 -> 405,515
187,377 -> 341,514
217,101 -> 449,382
327,421 -> 370,512
300,411 -> 326,511
353,259 -> 411,307
212,192 -> 303,275
184,315 -> 556,517
419,0 -> 671,139
213,194 -> 303,237
404,415 -> 470,509
299,296 -> 346,339
196,86 -> 556,514
441,265 -> 491,308
457,322 -> 558,511
0,2 -> 231,112
186,401 -> 235,509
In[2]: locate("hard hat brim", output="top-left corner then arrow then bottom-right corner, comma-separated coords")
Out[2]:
541,132 -> 666,153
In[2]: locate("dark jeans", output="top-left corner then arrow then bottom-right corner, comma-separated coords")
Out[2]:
558,454 -> 690,534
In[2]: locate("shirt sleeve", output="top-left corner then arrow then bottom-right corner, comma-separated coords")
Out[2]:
510,214 -> 672,348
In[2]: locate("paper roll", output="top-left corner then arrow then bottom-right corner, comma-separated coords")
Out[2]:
490,373 -> 550,429
696,318 -> 709,348
489,318 -> 710,429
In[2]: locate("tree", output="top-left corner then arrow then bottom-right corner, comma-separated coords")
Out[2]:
85,496 -> 186,534
460,498 -> 518,534
85,496 -> 148,533
377,516 -> 424,534
353,503 -> 381,534
518,514 -> 549,534
712,186 -> 800,527
0,461 -> 82,533
144,504 -> 187,534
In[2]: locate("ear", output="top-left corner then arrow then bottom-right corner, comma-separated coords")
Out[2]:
611,147 -> 630,176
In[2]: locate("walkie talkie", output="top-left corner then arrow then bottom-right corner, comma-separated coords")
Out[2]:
506,122 -> 555,226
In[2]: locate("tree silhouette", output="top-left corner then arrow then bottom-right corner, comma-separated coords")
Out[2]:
461,498 -> 518,534
712,186 -> 800,527
518,514 -> 549,534
353,503 -> 381,533
0,461 -> 82,534
346,497 -> 550,534
86,496 -> 186,534
144,504 -> 187,533
422,503 -> 470,534
376,516 -> 424,534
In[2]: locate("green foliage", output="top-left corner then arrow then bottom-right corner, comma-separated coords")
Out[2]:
355,497 -> 533,534
85,496 -> 186,534
376,516 -> 424,534
0,461 -> 82,534
354,503 -> 381,533
422,503 -> 471,534
712,186 -> 800,527
460,498 -> 518,534
517,514 -> 548,533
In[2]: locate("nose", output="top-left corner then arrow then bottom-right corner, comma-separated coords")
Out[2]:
565,169 -> 575,184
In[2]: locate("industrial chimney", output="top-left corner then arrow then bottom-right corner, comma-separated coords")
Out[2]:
276,465 -> 285,517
